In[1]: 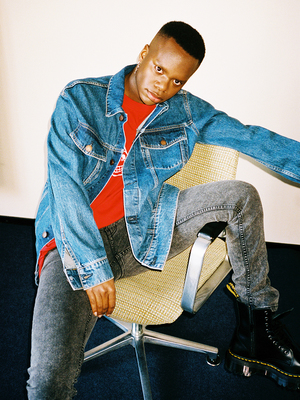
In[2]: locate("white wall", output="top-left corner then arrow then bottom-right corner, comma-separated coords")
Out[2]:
0,0 -> 299,244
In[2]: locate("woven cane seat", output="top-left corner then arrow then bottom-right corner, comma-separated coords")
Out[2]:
112,144 -> 239,325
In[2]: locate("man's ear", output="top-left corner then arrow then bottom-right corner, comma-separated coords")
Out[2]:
138,44 -> 150,63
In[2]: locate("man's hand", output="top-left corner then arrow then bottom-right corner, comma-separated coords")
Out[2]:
86,279 -> 116,318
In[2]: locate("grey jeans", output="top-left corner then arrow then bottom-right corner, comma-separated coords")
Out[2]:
27,180 -> 279,399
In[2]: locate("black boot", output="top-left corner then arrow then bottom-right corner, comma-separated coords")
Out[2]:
225,297 -> 300,390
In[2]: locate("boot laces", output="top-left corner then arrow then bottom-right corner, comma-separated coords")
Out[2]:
265,309 -> 294,355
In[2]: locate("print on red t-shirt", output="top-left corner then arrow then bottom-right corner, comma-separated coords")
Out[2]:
91,95 -> 155,229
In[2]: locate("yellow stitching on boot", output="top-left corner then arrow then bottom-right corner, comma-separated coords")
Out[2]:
228,349 -> 300,378
226,282 -> 239,298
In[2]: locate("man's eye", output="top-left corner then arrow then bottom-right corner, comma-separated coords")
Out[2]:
174,80 -> 182,86
155,65 -> 162,73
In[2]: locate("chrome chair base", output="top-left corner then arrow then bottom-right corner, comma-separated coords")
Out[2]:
84,317 -> 220,400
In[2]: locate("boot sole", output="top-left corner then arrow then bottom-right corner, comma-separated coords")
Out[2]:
225,349 -> 300,391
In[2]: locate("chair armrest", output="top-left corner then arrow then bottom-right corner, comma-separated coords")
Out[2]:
181,222 -> 227,314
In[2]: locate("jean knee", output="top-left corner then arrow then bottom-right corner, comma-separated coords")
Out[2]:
215,180 -> 261,201
234,181 -> 262,211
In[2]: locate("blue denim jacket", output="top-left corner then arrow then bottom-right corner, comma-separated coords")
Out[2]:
35,64 -> 300,290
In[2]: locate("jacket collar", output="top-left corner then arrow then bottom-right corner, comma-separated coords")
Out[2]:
106,64 -> 136,116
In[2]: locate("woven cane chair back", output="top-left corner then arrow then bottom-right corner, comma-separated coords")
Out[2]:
112,144 -> 239,325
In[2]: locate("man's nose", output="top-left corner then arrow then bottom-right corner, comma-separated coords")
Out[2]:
155,76 -> 169,92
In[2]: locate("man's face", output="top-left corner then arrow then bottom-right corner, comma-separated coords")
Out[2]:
126,35 -> 200,105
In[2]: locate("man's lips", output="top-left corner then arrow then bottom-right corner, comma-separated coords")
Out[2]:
146,90 -> 162,103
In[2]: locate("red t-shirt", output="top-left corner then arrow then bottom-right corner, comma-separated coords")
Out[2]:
38,95 -> 154,275
91,94 -> 155,228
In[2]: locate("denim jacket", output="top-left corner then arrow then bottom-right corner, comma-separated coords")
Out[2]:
35,64 -> 300,290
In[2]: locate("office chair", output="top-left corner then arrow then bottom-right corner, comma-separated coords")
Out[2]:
84,143 -> 239,400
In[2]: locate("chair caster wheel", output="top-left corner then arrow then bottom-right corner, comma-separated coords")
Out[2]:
207,354 -> 221,366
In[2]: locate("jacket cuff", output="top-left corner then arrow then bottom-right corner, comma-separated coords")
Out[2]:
65,257 -> 114,290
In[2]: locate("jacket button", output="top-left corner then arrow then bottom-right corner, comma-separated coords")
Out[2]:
42,231 -> 48,238
85,144 -> 93,152
160,139 -> 167,146
110,159 -> 115,165
119,115 -> 124,121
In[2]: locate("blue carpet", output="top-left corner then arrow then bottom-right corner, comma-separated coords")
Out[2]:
0,220 -> 299,399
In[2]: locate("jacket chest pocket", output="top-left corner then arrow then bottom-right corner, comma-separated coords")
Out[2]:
70,122 -> 108,185
139,127 -> 189,170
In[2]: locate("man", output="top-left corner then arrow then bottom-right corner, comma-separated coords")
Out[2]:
27,21 -> 300,398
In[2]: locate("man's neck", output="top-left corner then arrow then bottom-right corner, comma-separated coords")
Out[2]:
124,69 -> 143,104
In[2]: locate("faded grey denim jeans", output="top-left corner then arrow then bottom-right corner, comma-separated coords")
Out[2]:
27,180 -> 279,399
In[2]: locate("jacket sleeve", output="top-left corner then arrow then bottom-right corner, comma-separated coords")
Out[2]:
191,97 -> 300,184
47,89 -> 114,290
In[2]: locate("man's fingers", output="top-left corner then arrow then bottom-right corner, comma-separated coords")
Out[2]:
105,279 -> 116,316
86,279 -> 116,318
85,289 -> 98,316
107,290 -> 116,316
97,288 -> 107,317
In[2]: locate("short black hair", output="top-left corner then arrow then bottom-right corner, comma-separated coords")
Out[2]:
157,21 -> 205,65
